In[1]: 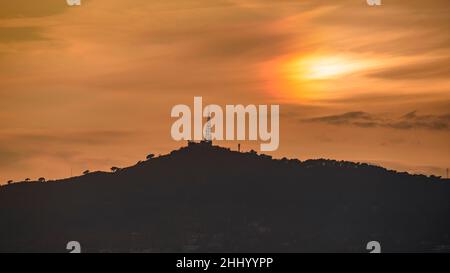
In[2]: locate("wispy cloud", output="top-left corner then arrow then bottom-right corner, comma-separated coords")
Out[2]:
0,0 -> 73,19
0,129 -> 137,146
0,27 -> 48,43
303,111 -> 450,131
368,58 -> 450,80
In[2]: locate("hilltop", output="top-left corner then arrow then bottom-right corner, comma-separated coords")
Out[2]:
0,141 -> 449,252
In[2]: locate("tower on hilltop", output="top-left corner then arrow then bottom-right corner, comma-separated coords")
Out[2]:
202,111 -> 212,146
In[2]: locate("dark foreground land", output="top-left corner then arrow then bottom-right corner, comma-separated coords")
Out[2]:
1,142 -> 449,253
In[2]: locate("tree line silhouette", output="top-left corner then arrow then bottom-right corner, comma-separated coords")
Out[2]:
0,142 -> 449,252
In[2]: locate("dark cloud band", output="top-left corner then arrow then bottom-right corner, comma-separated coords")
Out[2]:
303,111 -> 450,131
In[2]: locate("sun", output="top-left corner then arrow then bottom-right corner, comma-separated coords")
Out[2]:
297,56 -> 361,80
261,53 -> 374,101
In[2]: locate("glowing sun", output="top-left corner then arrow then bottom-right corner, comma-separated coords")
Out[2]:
298,56 -> 361,80
263,54 -> 374,101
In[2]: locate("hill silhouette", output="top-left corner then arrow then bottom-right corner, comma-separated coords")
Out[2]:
0,141 -> 449,253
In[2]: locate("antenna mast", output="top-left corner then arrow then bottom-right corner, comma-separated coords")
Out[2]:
204,109 -> 212,144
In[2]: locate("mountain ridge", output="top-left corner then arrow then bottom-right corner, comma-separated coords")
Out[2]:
0,142 -> 449,252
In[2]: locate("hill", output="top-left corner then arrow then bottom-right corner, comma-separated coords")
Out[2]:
0,141 -> 449,252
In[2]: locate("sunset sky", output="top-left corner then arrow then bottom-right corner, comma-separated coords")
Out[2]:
1,0 -> 449,183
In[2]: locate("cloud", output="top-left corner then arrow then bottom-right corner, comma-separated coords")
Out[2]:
310,0 -> 450,57
0,27 -> 47,43
190,30 -> 294,61
368,58 -> 450,80
389,111 -> 450,130
305,111 -> 374,125
303,111 -> 450,131
0,147 -> 25,167
0,0 -> 70,19
0,129 -> 138,170
2,129 -> 137,146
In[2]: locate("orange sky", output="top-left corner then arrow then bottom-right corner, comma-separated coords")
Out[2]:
1,0 -> 449,183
